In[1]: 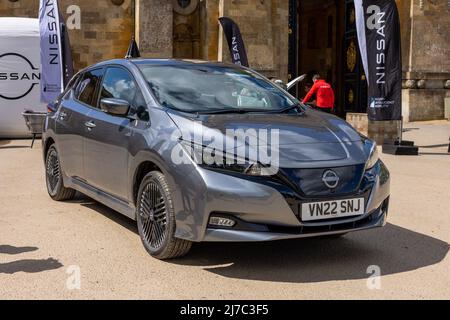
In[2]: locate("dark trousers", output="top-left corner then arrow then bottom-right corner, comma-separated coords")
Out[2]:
314,107 -> 333,114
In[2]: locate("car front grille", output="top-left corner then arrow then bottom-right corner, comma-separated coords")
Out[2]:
279,164 -> 366,197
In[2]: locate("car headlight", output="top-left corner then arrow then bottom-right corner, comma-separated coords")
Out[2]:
180,140 -> 274,176
365,142 -> 379,170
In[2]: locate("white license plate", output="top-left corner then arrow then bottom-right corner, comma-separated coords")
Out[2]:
301,198 -> 365,222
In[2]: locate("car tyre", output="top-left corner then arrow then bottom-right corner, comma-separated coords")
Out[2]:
45,145 -> 76,201
136,171 -> 192,260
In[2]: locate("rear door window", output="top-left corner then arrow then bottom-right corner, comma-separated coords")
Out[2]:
61,74 -> 80,100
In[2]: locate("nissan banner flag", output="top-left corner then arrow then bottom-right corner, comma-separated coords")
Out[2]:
219,17 -> 249,68
354,0 -> 402,121
39,0 -> 73,103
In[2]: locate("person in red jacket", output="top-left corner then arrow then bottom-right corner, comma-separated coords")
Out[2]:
302,74 -> 335,113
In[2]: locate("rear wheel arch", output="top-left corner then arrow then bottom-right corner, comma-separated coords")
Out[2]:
45,144 -> 76,201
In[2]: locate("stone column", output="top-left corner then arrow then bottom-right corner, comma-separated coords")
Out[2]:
135,0 -> 173,58
200,0 -> 220,61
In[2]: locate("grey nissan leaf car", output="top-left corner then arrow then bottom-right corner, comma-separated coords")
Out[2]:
42,59 -> 390,259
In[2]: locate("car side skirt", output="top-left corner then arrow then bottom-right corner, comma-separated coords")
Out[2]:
65,176 -> 137,220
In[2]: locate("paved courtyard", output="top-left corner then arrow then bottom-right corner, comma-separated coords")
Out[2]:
0,121 -> 449,299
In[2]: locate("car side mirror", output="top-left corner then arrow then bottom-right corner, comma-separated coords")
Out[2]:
100,98 -> 130,116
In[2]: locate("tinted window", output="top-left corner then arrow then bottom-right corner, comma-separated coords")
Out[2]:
62,74 -> 80,100
76,69 -> 103,107
138,65 -> 298,113
100,67 -> 146,113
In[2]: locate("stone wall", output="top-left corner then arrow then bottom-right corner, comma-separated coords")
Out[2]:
0,0 -> 288,79
173,1 -> 201,59
346,113 -> 369,137
0,0 -> 39,20
0,0 -> 134,72
407,0 -> 450,74
346,113 -> 401,145
136,0 -> 173,58
400,0 -> 450,122
271,0 -> 289,82
218,0 -> 289,81
398,0 -> 412,74
403,88 -> 448,121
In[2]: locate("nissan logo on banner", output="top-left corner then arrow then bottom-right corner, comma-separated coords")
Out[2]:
354,0 -> 402,121
0,53 -> 41,100
219,17 -> 249,68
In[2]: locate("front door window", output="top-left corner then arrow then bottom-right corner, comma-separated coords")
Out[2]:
100,67 -> 147,119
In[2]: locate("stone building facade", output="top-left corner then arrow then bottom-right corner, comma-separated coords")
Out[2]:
399,0 -> 450,122
0,0 -> 289,80
133,0 -> 289,80
0,0 -> 134,72
1,0 -> 449,142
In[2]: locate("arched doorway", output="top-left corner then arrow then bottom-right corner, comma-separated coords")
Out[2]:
288,0 -> 367,117
342,0 -> 368,115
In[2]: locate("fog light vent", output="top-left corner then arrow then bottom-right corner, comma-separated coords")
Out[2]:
209,216 -> 236,227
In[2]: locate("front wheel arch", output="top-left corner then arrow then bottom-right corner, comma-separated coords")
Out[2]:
132,160 -> 162,207
43,137 -> 55,160
136,171 -> 192,259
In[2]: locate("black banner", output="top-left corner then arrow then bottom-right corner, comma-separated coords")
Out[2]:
59,7 -> 74,89
355,0 -> 402,121
219,17 -> 249,68
125,37 -> 141,59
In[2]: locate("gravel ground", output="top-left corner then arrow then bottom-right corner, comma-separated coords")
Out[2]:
0,121 -> 449,299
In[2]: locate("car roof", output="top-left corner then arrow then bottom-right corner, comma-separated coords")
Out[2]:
86,58 -> 244,71
131,58 -> 233,67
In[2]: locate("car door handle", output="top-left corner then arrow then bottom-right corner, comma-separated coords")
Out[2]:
59,111 -> 68,120
84,121 -> 96,129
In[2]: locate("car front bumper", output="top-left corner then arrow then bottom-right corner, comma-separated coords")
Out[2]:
172,160 -> 390,242
203,204 -> 387,242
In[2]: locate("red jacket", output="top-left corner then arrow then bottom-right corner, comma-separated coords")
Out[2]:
302,79 -> 335,109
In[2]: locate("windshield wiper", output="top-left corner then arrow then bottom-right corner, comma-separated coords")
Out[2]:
171,105 -> 305,115
195,108 -> 261,115
274,104 -> 305,114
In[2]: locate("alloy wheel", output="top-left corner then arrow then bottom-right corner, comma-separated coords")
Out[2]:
46,149 -> 61,195
138,180 -> 168,250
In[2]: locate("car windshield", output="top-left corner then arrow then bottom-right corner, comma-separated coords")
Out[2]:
138,64 -> 301,114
